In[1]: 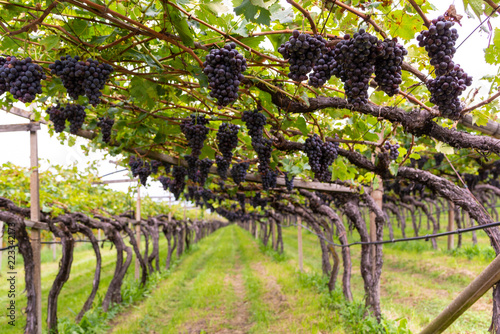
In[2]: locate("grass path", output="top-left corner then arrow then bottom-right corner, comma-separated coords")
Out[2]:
110,225 -> 349,334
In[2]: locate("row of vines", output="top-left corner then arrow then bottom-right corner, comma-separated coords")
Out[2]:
2,0 -> 500,332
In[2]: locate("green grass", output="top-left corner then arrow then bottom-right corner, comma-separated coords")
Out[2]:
0,211 -> 495,333
0,233 -> 173,334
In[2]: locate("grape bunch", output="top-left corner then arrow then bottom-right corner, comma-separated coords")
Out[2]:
304,134 -> 339,182
242,109 -> 266,139
97,117 -> 114,143
230,162 -> 249,185
129,156 -> 152,186
203,43 -> 247,107
253,138 -> 273,174
416,16 -> 458,76
278,30 -> 327,82
197,158 -> 213,186
49,55 -> 114,106
0,56 -> 46,103
374,38 -> 408,96
171,166 -> 187,200
185,155 -> 199,183
284,172 -> 295,192
252,193 -> 268,210
65,104 -> 87,134
331,30 -> 380,107
242,109 -> 272,174
162,161 -> 172,174
217,123 -> 239,159
216,155 -> 230,180
150,160 -> 162,175
308,47 -> 336,88
237,193 -> 246,212
434,153 -> 444,166
158,176 -> 172,191
426,64 -> 472,120
46,104 -> 66,132
384,141 -> 400,160
262,170 -> 277,191
0,56 -> 7,95
46,103 -> 86,134
180,114 -> 210,158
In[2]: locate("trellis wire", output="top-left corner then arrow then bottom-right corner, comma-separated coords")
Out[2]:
281,220 -> 500,248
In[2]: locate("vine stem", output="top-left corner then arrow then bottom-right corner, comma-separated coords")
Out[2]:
325,0 -> 387,39
287,0 -> 317,35
398,134 -> 414,168
164,0 -> 285,64
407,0 -> 431,27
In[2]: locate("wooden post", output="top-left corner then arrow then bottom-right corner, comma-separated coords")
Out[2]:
271,220 -> 276,249
30,123 -> 42,334
254,222 -> 258,239
135,182 -> 141,280
420,253 -> 500,333
448,201 -> 454,250
370,176 -> 383,277
0,221 -> 3,274
298,216 -> 303,272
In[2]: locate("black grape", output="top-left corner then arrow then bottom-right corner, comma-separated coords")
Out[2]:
278,30 -> 327,82
129,156 -> 151,186
171,166 -> 187,200
217,123 -> 239,160
47,104 -> 66,133
284,172 -> 295,191
374,38 -> 408,96
97,117 -> 114,143
65,104 -> 86,134
416,16 -> 459,76
0,56 -> 46,103
197,158 -> 213,186
304,134 -> 339,182
331,30 -> 380,107
150,160 -> 161,175
180,114 -> 210,158
237,193 -> 246,212
158,176 -> 172,191
242,109 -> 266,139
49,55 -> 114,106
230,162 -> 249,185
427,64 -> 472,120
308,47 -> 336,88
262,170 -> 277,191
216,155 -> 230,180
384,141 -> 400,160
46,103 -> 86,134
184,155 -> 199,183
203,43 -> 247,107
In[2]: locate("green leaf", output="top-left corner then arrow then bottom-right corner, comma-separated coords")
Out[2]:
40,35 -> 59,51
234,0 -> 272,26
66,19 -> 89,36
296,116 -> 308,135
270,3 -> 294,23
202,0 -> 229,14
435,142 -> 455,155
171,11 -> 194,47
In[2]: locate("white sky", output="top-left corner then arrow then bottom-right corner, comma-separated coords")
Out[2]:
0,1 -> 498,201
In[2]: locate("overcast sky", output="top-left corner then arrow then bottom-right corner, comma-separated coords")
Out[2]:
0,1 -> 498,202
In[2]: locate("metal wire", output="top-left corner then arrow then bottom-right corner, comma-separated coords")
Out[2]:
283,220 -> 500,248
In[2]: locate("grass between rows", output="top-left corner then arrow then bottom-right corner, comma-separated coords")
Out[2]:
0,212 -> 495,333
